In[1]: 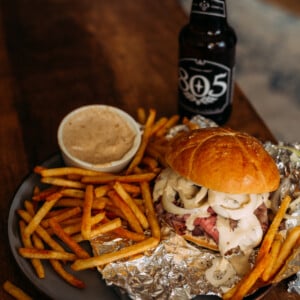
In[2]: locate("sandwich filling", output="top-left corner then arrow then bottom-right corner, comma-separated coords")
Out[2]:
153,168 -> 269,256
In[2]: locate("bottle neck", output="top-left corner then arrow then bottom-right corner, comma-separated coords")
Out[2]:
189,0 -> 228,28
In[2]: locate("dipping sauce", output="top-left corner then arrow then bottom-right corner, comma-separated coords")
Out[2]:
61,106 -> 136,165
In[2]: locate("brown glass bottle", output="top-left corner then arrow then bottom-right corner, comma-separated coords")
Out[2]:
178,0 -> 237,125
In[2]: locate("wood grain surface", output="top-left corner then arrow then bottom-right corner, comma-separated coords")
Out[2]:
0,1 -> 297,299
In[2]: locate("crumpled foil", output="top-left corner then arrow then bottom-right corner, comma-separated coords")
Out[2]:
91,119 -> 300,299
288,272 -> 300,294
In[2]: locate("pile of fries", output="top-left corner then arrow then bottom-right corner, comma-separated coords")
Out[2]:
12,107 -> 300,299
223,194 -> 300,300
15,108 -> 183,289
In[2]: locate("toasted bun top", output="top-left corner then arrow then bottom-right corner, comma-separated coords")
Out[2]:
165,128 -> 280,194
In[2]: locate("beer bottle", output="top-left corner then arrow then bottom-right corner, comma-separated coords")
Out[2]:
178,0 -> 237,125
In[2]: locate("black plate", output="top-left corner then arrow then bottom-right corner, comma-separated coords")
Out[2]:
8,154 -> 272,300
8,154 -> 122,300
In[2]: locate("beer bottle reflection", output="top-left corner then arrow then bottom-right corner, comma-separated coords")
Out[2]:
178,0 -> 237,125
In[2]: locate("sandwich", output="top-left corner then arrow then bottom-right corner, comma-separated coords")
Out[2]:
153,127 -> 280,258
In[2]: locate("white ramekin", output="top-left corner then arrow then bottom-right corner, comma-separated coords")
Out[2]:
57,105 -> 141,173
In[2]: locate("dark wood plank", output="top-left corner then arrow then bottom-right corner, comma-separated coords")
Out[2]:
262,0 -> 300,16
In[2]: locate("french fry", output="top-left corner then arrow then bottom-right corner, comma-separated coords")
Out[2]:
61,188 -> 85,198
261,233 -> 284,282
81,172 -> 156,184
41,177 -> 86,189
272,236 -> 300,283
38,167 -> 106,177
150,117 -> 168,136
113,181 -> 149,230
48,218 -> 90,259
63,212 -> 106,236
155,114 -> 180,137
19,248 -> 77,261
44,207 -> 71,219
140,181 -> 161,239
126,108 -> 156,174
89,218 -> 122,239
24,194 -> 61,238
33,165 -> 45,173
42,206 -> 81,228
136,107 -> 146,124
73,218 -> 122,243
24,200 -> 35,216
71,237 -> 159,271
19,220 -> 45,279
50,259 -> 85,289
81,185 -> 94,240
32,234 -> 45,251
94,185 -> 111,198
59,217 -> 83,227
32,186 -> 60,201
3,280 -> 32,300
118,183 -> 141,196
267,225 -> 300,281
256,195 -> 291,261
17,210 -> 65,252
55,197 -> 106,210
108,190 -> 143,234
66,174 -> 82,181
105,204 -> 126,220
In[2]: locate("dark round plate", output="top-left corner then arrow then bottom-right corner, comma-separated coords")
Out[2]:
8,154 -> 121,300
8,154 -> 272,300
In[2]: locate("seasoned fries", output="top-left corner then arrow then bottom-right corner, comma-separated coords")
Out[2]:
256,195 -> 291,261
261,233 -> 284,282
48,218 -> 90,259
16,107 -> 298,300
108,190 -> 144,234
19,220 -> 45,279
19,248 -> 77,261
24,194 -> 61,238
223,195 -> 296,300
14,107 -> 182,290
81,172 -> 156,184
113,181 -> 149,230
126,108 -> 156,174
140,181 -> 161,239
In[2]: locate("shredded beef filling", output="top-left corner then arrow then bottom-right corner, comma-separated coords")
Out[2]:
156,199 -> 269,245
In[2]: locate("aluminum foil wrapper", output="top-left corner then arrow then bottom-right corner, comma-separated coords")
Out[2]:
90,119 -> 300,299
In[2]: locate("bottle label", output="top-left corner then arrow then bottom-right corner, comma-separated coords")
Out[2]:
191,0 -> 226,18
179,58 -> 233,115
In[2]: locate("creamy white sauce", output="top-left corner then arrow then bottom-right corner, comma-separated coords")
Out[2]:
217,214 -> 263,256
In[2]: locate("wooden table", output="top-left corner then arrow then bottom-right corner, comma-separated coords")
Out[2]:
262,0 -> 300,16
0,1 -> 297,299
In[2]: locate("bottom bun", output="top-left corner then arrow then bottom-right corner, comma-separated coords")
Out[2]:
183,233 -> 219,252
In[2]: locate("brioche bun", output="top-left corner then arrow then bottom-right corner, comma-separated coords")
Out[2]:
166,128 -> 280,194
